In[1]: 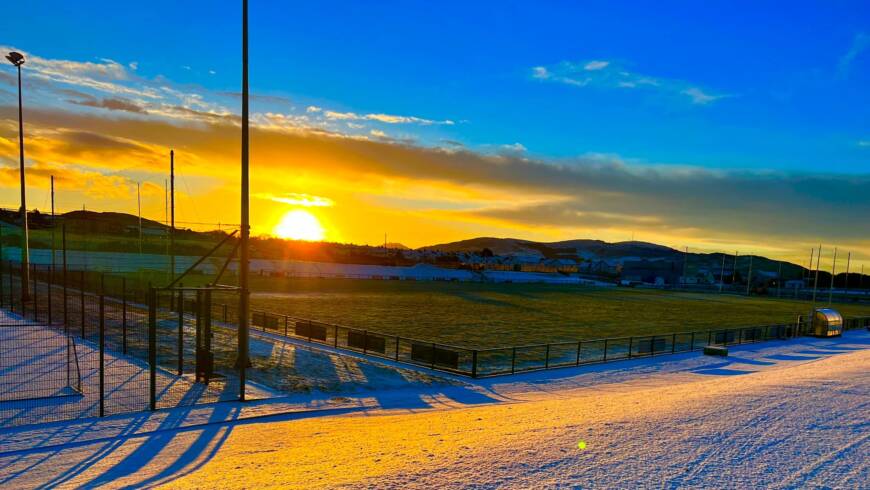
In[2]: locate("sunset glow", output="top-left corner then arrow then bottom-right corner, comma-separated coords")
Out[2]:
273,210 -> 326,242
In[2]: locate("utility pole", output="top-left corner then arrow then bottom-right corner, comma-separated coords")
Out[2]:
170,150 -> 175,284
718,253 -> 726,293
806,248 -> 814,297
238,0 -> 251,401
50,175 -> 55,270
137,182 -> 142,256
164,179 -> 169,284
811,244 -> 821,306
7,51 -> 29,301
682,246 -> 688,287
745,255 -> 753,296
828,247 -> 837,305
777,261 -> 782,298
731,251 -> 739,287
843,252 -> 850,297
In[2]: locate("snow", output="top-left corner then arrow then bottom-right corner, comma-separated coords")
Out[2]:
1,329 -> 868,488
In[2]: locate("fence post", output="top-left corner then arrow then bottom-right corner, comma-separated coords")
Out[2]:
334,324 -> 339,347
430,343 -> 436,369
362,330 -> 367,354
628,337 -> 633,358
471,350 -> 478,378
672,333 -> 677,353
284,315 -> 288,337
178,289 -> 184,375
32,264 -> 39,322
80,271 -> 85,339
603,339 -> 609,361
223,303 -> 228,323
395,336 -> 400,360
99,277 -> 105,417
122,277 -> 127,355
47,264 -> 53,325
544,344 -> 550,369
690,332 -> 695,350
0,258 -> 4,309
8,261 -> 13,313
148,288 -> 157,411
62,232 -> 68,332
575,341 -> 582,366
512,347 -> 518,373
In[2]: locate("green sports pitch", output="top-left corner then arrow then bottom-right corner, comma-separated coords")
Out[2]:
245,276 -> 870,349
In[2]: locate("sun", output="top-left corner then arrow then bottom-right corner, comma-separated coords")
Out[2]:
273,210 -> 326,241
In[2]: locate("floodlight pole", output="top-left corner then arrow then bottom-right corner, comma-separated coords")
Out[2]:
170,150 -> 175,284
745,255 -> 753,296
811,244 -> 821,305
8,53 -> 29,301
238,0 -> 251,401
731,251 -> 738,287
828,247 -> 837,305
50,175 -> 55,270
843,252 -> 850,297
718,253 -> 725,293
776,261 -> 782,298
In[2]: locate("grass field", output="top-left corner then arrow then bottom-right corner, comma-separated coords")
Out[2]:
244,277 -> 870,348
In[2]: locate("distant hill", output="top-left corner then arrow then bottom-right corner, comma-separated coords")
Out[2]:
422,237 -> 680,260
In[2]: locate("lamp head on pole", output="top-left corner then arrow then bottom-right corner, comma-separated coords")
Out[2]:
6,52 -> 25,67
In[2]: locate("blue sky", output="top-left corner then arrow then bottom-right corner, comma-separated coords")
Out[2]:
0,1 -> 869,261
5,1 -> 869,172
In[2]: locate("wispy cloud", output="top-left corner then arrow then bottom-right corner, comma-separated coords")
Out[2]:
323,110 -> 454,126
1,47 -> 459,140
858,140 -> 870,147
255,192 -> 335,207
838,32 -> 870,77
531,60 -> 731,105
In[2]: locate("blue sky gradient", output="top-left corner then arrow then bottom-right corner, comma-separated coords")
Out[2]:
5,1 -> 869,172
0,1 -> 869,261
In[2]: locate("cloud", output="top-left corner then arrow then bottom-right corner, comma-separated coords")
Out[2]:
681,87 -> 728,105
323,110 -> 454,126
532,60 -> 730,105
255,192 -> 334,207
838,32 -> 870,77
67,95 -> 146,114
2,96 -> 867,255
584,60 -> 610,71
859,140 -> 870,147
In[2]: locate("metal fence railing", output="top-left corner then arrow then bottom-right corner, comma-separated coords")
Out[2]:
0,260 -> 248,429
231,302 -> 870,378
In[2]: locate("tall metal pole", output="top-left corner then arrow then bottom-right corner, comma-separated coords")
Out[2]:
811,244 -> 821,306
170,151 -> 175,284
164,179 -> 169,284
13,59 -> 30,301
776,261 -> 782,298
843,252 -> 851,297
238,0 -> 251,401
681,246 -> 688,287
137,182 -> 142,256
50,175 -> 55,270
828,247 -> 837,305
731,251 -> 738,287
745,255 -> 753,296
718,253 -> 726,293
806,247 -> 814,295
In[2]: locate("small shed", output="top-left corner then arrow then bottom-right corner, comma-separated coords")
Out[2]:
812,308 -> 843,337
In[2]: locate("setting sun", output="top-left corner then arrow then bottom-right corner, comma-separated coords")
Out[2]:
273,210 -> 326,241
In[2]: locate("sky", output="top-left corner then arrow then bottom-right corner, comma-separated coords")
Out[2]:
0,1 -> 869,267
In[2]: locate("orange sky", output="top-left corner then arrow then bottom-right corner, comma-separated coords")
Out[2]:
0,49 -> 868,269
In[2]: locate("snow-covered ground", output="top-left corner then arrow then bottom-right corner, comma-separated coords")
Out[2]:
0,329 -> 867,488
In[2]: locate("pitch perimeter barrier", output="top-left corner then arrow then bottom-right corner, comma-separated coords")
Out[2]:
234,300 -> 870,378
